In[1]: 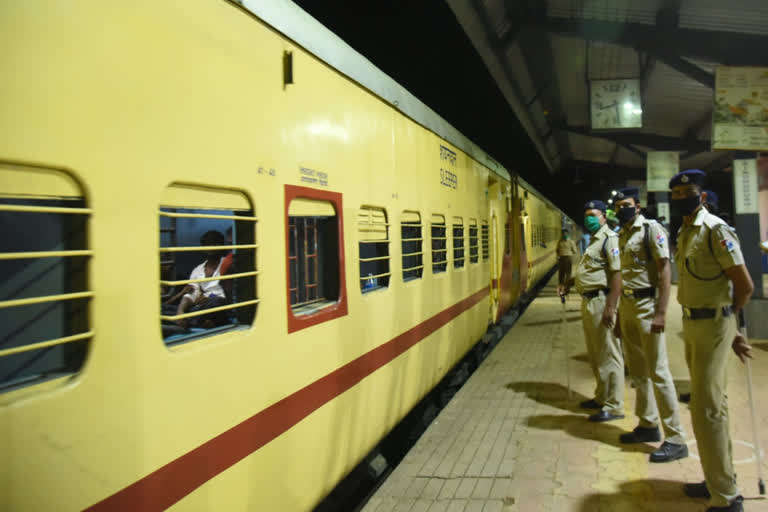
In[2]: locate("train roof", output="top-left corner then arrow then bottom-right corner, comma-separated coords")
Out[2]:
239,0 -> 511,182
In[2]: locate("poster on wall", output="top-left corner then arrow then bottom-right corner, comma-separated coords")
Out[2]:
733,159 -> 759,214
646,152 -> 678,191
713,67 -> 768,151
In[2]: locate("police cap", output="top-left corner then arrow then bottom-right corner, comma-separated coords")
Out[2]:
615,187 -> 639,201
584,200 -> 606,213
669,169 -> 706,189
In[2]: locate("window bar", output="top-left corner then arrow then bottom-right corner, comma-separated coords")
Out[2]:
289,220 -> 299,304
0,331 -> 95,358
160,270 -> 260,286
161,298 -> 261,321
0,250 -> 93,260
0,291 -> 94,310
160,211 -> 258,221
0,204 -> 93,215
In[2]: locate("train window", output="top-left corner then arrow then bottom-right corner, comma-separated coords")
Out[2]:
431,214 -> 447,273
481,220 -> 489,261
401,211 -> 423,282
159,184 -> 257,346
284,186 -> 347,333
358,206 -> 390,293
453,217 -> 465,269
469,219 -> 478,264
0,164 -> 91,393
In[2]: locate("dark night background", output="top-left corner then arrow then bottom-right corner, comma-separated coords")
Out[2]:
292,0 -> 586,218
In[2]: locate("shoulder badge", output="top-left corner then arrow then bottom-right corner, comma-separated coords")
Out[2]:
721,239 -> 735,252
656,233 -> 665,244
611,247 -> 620,256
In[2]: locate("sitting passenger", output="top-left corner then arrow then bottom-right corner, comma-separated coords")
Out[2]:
165,230 -> 229,329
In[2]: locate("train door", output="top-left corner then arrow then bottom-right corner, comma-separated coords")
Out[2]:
490,211 -> 500,321
519,211 -> 530,293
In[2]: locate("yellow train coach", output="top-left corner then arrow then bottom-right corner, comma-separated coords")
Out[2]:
0,1 -> 570,510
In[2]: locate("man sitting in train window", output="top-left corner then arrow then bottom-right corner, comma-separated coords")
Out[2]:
165,230 -> 230,329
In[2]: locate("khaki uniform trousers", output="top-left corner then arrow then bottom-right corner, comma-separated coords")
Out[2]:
581,293 -> 624,414
558,256 -> 573,285
683,312 -> 739,507
620,296 -> 685,444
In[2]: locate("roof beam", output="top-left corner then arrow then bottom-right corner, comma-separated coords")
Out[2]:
531,17 -> 768,69
563,125 -> 710,152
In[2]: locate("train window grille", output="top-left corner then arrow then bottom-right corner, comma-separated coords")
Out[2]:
0,165 -> 91,393
431,214 -> 447,273
358,207 -> 390,292
504,220 -> 511,255
159,201 -> 258,345
469,219 -> 478,264
287,198 -> 340,317
453,217 -> 465,269
401,211 -> 423,282
481,221 -> 489,261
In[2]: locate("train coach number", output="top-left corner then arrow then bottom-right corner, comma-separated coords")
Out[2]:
440,168 -> 457,189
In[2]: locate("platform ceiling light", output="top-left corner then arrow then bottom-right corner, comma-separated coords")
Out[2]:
608,199 -> 613,204
611,190 -> 617,196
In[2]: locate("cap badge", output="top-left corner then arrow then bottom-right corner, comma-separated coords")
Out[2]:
681,175 -> 689,183
588,202 -> 595,207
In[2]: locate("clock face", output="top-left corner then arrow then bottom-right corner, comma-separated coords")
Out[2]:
590,78 -> 643,130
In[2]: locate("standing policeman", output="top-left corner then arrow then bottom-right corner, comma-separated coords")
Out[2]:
671,170 -> 754,512
558,200 -> 624,422
613,187 -> 688,463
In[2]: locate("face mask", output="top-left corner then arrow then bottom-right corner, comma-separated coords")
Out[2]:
584,215 -> 601,233
563,234 -> 569,240
616,206 -> 636,225
670,195 -> 701,217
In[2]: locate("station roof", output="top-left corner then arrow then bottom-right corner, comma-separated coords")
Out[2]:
446,0 -> 768,180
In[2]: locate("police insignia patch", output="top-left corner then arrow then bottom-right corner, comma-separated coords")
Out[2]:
656,234 -> 665,244
721,239 -> 735,252
681,175 -> 689,183
611,247 -> 620,256
589,201 -> 595,208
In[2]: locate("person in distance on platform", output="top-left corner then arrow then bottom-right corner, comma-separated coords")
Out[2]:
612,187 -> 688,463
557,229 -> 579,287
558,200 -> 625,422
671,169 -> 753,512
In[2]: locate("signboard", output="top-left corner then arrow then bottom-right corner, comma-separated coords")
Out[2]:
734,159 -> 759,214
657,202 -> 670,224
713,67 -> 768,151
646,152 -> 679,191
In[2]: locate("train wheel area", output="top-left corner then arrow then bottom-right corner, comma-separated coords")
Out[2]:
357,276 -> 768,512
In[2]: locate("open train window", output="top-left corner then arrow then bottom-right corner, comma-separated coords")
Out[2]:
481,220 -> 489,261
285,186 -> 347,333
358,206 -> 390,293
159,184 -> 258,346
401,211 -> 423,282
453,217 -> 465,269
0,163 -> 91,393
431,214 -> 447,273
469,219 -> 478,264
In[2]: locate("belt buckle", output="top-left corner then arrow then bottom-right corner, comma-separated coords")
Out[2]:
683,307 -> 692,318
622,289 -> 633,297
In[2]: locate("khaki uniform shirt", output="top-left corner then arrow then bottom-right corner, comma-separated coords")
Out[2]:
618,214 -> 669,290
676,207 -> 744,308
574,223 -> 621,294
557,239 -> 578,258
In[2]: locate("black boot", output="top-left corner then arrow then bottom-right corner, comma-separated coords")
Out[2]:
650,441 -> 688,462
579,398 -> 602,409
619,426 -> 661,444
683,481 -> 710,498
706,495 -> 743,512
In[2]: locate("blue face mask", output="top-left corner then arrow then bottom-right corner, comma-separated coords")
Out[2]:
584,215 -> 601,233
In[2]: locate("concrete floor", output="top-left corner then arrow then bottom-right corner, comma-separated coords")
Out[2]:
363,278 -> 768,512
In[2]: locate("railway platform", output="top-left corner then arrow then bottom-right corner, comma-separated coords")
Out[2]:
362,278 -> 768,512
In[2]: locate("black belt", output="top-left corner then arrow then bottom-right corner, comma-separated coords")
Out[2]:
682,306 -> 733,320
582,288 -> 610,299
622,287 -> 655,299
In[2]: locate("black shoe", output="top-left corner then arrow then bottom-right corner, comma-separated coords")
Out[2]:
588,411 -> 625,422
706,495 -> 743,512
650,441 -> 688,462
619,426 -> 662,444
680,393 -> 691,403
683,481 -> 710,498
580,398 -> 602,409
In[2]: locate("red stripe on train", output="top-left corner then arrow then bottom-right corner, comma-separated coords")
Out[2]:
85,286 -> 490,512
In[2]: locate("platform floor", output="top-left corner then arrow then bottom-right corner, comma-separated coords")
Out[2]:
363,278 -> 768,512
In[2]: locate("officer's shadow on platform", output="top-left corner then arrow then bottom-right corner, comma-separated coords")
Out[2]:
577,479 -> 704,512
505,381 -> 652,453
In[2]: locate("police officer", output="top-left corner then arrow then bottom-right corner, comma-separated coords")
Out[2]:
558,200 -> 624,422
557,229 -> 579,286
613,187 -> 688,463
671,169 -> 754,512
